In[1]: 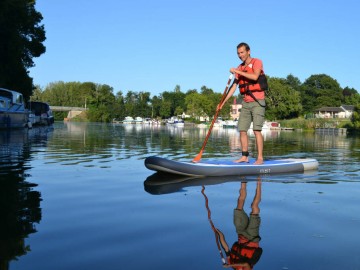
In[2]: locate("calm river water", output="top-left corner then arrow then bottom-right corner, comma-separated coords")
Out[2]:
1,122 -> 359,270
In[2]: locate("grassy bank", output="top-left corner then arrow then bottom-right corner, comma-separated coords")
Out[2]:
278,118 -> 351,130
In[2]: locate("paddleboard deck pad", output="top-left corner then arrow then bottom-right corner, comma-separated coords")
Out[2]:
144,156 -> 319,177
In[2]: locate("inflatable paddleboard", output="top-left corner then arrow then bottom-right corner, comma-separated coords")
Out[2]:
144,156 -> 319,177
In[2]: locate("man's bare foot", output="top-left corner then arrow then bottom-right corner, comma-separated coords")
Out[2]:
254,158 -> 263,165
234,156 -> 249,163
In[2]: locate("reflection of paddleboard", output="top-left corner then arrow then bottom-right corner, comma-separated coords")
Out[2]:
144,156 -> 319,177
144,173 -> 252,195
144,170 -> 326,195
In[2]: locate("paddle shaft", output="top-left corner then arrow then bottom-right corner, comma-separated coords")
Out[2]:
193,74 -> 234,162
201,186 -> 227,265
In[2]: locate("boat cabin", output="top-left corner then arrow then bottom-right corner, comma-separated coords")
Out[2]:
0,88 -> 29,129
0,88 -> 26,111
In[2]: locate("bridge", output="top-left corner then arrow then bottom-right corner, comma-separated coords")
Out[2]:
50,106 -> 88,120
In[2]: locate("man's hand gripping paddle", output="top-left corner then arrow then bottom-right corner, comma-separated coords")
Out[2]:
192,74 -> 234,163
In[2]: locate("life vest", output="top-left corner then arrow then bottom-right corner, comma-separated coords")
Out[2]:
238,58 -> 267,95
229,241 -> 263,267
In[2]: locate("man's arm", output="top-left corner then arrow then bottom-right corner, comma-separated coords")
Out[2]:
215,228 -> 230,254
218,81 -> 238,110
230,67 -> 261,81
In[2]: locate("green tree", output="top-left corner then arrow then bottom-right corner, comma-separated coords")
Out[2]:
174,106 -> 183,116
159,100 -> 171,118
266,77 -> 302,119
40,81 -> 94,107
41,81 -> 69,105
90,84 -> 115,106
124,91 -> 136,116
136,91 -> 151,117
39,81 -> 117,122
200,85 -> 214,96
343,87 -> 360,105
174,85 -> 181,93
87,103 -> 112,122
112,91 -> 125,120
350,104 -> 360,129
0,0 -> 46,100
286,74 -> 302,91
300,74 -> 342,113
199,85 -> 226,119
151,95 -> 162,118
185,92 -> 202,117
30,85 -> 43,101
88,84 -> 116,122
161,86 -> 186,117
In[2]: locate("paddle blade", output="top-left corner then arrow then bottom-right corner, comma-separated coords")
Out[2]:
192,150 -> 204,163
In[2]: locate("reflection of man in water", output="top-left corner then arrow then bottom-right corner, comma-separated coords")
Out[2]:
216,180 -> 262,269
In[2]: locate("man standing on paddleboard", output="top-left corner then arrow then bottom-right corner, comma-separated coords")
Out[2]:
218,42 -> 267,165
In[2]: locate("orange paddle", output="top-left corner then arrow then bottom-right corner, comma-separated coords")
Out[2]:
192,74 -> 234,162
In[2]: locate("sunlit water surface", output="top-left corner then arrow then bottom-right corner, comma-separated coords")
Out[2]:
1,122 -> 359,270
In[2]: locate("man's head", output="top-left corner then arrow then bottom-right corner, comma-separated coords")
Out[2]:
236,42 -> 251,63
237,42 -> 250,51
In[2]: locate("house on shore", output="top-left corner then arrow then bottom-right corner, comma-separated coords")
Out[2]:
230,98 -> 242,120
314,105 -> 354,119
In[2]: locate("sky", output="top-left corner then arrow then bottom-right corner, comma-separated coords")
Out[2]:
30,0 -> 360,97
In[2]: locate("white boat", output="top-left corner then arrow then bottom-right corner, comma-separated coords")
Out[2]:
197,123 -> 208,128
166,117 -> 184,127
143,118 -> 152,124
175,119 -> 185,127
27,101 -> 54,126
250,121 -> 281,130
122,116 -> 134,124
213,119 -> 224,127
222,120 -> 238,128
0,88 -> 30,129
151,119 -> 162,125
134,117 -> 143,124
264,121 -> 281,130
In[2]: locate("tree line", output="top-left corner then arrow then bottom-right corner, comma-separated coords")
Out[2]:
31,73 -> 360,123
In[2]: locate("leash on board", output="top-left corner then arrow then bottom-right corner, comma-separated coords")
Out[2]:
201,186 -> 228,266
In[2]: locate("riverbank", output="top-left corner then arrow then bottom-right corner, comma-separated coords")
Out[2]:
278,118 -> 351,130
60,112 -> 357,133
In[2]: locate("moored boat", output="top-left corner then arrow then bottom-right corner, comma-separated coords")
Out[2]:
122,116 -> 134,124
250,121 -> 281,130
213,119 -> 224,127
143,118 -> 152,124
134,116 -> 144,124
27,101 -> 54,126
0,88 -> 30,129
262,121 -> 281,130
222,119 -> 237,128
166,117 -> 184,127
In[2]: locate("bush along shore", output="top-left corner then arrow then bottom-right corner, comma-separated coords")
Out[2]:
278,118 -> 352,131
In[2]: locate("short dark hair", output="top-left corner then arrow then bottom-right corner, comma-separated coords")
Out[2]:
237,42 -> 250,51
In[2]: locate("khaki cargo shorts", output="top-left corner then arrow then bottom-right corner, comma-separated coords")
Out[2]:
233,209 -> 261,242
238,100 -> 265,131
